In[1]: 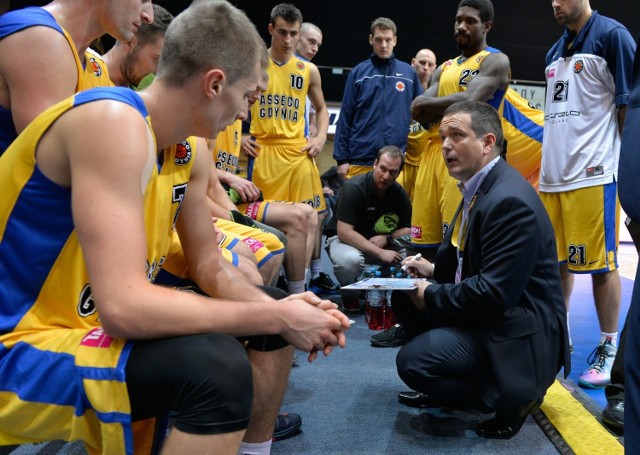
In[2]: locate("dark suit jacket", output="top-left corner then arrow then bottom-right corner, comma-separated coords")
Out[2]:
424,158 -> 570,408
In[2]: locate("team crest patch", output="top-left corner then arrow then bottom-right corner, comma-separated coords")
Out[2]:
548,67 -> 556,78
574,60 -> 584,73
89,57 -> 102,77
296,61 -> 305,70
395,81 -> 406,92
175,141 -> 192,165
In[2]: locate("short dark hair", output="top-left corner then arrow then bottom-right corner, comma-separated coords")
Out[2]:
270,3 -> 303,26
376,145 -> 405,171
458,0 -> 494,23
443,101 -> 504,156
136,4 -> 174,47
157,0 -> 265,87
370,17 -> 397,36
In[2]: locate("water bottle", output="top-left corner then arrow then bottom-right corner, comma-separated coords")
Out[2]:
383,268 -> 396,330
366,271 -> 385,330
363,266 -> 377,326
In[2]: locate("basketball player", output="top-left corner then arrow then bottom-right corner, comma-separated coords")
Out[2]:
0,0 -> 154,153
0,2 -> 349,453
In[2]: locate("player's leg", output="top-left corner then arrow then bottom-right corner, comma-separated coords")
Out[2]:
259,202 -> 310,293
562,184 -> 621,388
240,286 -> 296,452
126,334 -> 253,454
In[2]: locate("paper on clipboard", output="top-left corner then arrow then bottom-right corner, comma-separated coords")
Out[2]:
341,277 -> 423,290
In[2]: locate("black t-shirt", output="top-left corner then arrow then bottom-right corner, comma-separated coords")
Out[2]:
335,172 -> 411,239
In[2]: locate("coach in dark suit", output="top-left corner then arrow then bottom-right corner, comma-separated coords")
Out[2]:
393,100 -> 570,439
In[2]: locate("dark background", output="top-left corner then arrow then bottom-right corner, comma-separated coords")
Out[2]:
8,1 -> 640,101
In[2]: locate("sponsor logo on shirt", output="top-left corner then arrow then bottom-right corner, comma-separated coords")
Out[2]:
81,328 -> 114,348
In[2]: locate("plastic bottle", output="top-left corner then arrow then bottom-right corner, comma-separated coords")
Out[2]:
383,268 -> 396,329
363,266 -> 377,326
366,271 -> 385,330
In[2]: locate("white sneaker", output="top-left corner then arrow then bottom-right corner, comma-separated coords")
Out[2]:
578,338 -> 616,389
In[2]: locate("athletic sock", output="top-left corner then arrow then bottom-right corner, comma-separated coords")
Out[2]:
601,331 -> 618,348
310,259 -> 322,279
238,440 -> 272,455
288,279 -> 305,294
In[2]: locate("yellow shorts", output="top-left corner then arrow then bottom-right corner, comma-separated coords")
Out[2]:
249,138 -> 327,212
410,138 -> 461,248
0,328 -> 138,454
215,218 -> 284,268
346,165 -> 372,179
540,183 -> 619,273
397,162 -> 419,202
236,200 -> 294,222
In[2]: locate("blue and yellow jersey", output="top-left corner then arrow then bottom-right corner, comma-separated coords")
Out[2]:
0,87 -> 193,453
0,7 -> 113,153
499,88 -> 543,187
250,55 -> 311,140
436,48 -> 542,185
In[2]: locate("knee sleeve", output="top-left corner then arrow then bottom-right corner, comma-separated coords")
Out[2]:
241,286 -> 289,352
126,334 -> 253,435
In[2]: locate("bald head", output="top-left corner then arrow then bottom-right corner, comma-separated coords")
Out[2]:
296,22 -> 323,60
411,48 -> 436,90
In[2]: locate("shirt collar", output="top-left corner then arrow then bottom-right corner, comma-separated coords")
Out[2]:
458,156 -> 500,204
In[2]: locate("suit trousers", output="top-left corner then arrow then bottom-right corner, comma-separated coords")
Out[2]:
393,291 -> 491,412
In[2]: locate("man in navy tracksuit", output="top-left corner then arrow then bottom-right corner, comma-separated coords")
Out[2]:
333,17 -> 422,179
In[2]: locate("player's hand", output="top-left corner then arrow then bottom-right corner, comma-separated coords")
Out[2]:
241,136 -> 260,157
337,163 -> 349,178
227,174 -> 261,202
410,95 -> 438,127
280,293 -> 349,362
302,134 -> 326,158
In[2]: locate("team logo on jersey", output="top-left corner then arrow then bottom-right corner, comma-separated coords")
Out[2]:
395,81 -> 406,92
548,68 -> 556,78
175,140 -> 192,165
574,60 -> 584,73
89,57 -> 102,77
78,284 -> 97,317
296,61 -> 305,71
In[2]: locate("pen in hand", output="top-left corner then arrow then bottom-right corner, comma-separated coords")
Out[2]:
401,253 -> 422,272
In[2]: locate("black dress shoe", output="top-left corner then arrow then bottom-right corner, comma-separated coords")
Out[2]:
398,391 -> 433,408
602,398 -> 624,434
476,398 -> 543,439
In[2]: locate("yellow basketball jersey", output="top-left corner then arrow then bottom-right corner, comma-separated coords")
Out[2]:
250,56 -> 311,140
0,88 -> 194,453
83,47 -> 115,88
214,119 -> 242,173
405,121 -> 429,167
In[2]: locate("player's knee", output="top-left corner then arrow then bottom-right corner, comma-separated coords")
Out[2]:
173,334 -> 253,434
238,255 -> 263,285
285,207 -> 308,235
